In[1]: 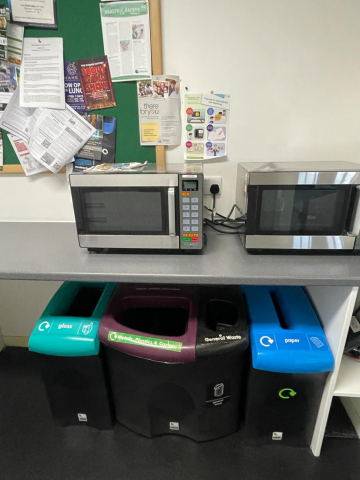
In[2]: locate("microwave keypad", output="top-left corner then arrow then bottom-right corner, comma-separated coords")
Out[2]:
180,175 -> 202,249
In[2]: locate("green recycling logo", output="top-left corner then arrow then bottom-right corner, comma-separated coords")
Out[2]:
279,388 -> 297,399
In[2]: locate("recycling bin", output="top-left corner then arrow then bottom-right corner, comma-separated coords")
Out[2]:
242,286 -> 334,447
29,282 -> 116,429
98,285 -> 249,442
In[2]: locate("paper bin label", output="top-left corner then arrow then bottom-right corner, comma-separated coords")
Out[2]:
108,331 -> 182,352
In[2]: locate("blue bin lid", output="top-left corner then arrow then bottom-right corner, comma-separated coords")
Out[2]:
242,286 -> 334,374
29,282 -> 116,357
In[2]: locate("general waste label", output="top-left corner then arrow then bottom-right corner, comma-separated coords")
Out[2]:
108,331 -> 182,352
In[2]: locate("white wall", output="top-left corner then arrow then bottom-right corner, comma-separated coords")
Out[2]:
1,0 -> 360,220
1,0 -> 360,335
0,281 -> 62,339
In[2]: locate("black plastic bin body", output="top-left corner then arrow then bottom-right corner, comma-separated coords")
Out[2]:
40,353 -> 114,429
245,366 -> 328,446
29,282 -> 116,429
99,285 -> 249,442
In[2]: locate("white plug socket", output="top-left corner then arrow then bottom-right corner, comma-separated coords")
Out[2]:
204,176 -> 222,195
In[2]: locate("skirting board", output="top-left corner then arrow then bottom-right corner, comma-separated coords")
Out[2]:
3,336 -> 29,348
341,397 -> 360,438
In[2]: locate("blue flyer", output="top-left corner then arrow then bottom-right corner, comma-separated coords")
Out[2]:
64,61 -> 86,112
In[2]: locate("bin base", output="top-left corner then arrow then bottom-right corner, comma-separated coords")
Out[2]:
40,352 -> 114,430
245,366 -> 328,447
105,346 -> 247,442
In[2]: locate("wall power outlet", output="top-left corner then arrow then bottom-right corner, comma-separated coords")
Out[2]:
204,176 -> 222,195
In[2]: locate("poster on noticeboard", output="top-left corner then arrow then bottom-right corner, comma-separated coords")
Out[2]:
184,93 -> 230,161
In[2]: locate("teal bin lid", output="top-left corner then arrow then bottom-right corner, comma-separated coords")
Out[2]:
29,282 -> 116,357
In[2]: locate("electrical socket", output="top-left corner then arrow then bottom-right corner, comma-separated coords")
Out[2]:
204,176 -> 222,195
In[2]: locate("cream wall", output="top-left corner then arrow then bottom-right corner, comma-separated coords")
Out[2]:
1,0 -> 360,337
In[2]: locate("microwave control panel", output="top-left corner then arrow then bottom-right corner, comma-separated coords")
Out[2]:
179,174 -> 203,250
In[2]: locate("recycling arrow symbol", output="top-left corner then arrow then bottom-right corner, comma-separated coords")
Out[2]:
279,388 -> 297,399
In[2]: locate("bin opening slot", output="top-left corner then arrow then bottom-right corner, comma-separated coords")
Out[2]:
269,290 -> 289,330
55,287 -> 104,318
116,307 -> 188,336
205,300 -> 238,332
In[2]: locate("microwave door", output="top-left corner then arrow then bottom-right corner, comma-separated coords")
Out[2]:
71,181 -> 180,249
246,184 -> 358,250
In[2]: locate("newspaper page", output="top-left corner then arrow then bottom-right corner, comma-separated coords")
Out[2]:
100,1 -> 151,82
8,133 -> 47,175
0,89 -> 96,173
20,37 -> 65,109
137,75 -> 181,146
184,93 -> 230,161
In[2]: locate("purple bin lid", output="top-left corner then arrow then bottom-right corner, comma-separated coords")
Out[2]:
99,285 -> 198,363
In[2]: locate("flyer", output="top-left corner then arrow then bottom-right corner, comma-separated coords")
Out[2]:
7,21 -> 24,66
76,56 -> 116,111
184,93 -> 230,161
0,131 -> 2,170
8,0 -> 57,29
0,5 -> 7,61
137,75 -> 181,146
100,1 -> 152,82
74,114 -> 117,171
0,61 -> 17,92
64,61 -> 86,112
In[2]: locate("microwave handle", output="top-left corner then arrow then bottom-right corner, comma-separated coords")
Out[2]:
348,186 -> 360,236
168,187 -> 176,236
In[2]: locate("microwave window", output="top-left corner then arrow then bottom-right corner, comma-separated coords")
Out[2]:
81,190 -> 165,234
258,187 -> 349,235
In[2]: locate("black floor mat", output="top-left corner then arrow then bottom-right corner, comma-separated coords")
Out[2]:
0,347 -> 359,480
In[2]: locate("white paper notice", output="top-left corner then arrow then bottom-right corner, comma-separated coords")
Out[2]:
0,89 -> 96,173
8,134 -> 47,176
20,37 -> 65,109
9,0 -> 56,27
100,1 -> 152,82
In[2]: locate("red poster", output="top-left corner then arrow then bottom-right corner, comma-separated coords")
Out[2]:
76,55 -> 116,111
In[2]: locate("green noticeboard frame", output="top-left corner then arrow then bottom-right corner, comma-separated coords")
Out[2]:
1,0 -> 157,173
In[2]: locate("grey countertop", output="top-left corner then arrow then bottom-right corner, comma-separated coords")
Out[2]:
1,221 -> 360,286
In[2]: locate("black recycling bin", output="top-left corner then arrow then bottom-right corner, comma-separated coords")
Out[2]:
98,285 -> 249,442
242,286 -> 334,447
29,282 -> 116,429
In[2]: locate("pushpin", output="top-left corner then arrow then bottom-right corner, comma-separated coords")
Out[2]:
185,86 -> 188,91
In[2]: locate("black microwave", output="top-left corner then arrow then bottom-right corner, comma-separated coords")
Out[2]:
236,161 -> 360,253
70,164 -> 203,252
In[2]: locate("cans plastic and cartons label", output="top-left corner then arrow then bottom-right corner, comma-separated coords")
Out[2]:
108,331 -> 182,352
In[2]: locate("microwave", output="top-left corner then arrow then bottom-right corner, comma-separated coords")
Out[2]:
236,162 -> 360,253
70,164 -> 203,252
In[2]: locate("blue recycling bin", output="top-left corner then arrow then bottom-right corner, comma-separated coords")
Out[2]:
242,286 -> 334,447
29,282 -> 116,429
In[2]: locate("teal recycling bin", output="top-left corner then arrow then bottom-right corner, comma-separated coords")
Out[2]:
29,282 -> 116,429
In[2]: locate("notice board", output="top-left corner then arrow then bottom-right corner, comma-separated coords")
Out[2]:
1,0 -> 157,173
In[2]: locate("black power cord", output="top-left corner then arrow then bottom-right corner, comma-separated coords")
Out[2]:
204,183 -> 246,234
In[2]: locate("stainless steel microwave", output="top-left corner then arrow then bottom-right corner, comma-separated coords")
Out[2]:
236,161 -> 360,253
70,164 -> 203,252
